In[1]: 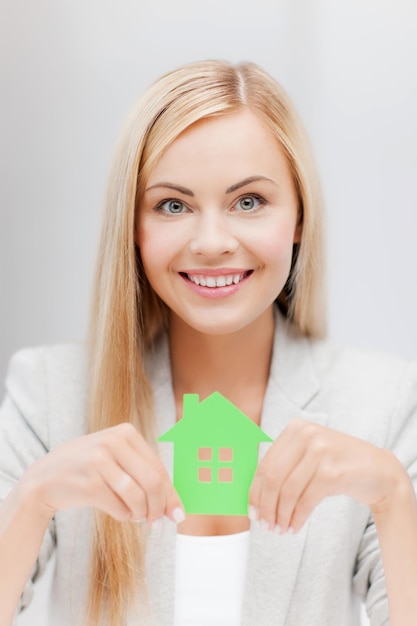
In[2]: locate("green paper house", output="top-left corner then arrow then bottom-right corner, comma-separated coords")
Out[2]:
158,392 -> 272,516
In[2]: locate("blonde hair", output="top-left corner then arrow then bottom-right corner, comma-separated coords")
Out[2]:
86,59 -> 326,624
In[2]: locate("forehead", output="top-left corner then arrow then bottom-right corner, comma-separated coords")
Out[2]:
146,109 -> 292,185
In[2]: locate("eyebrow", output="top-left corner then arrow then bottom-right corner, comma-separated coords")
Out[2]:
145,182 -> 194,196
145,176 -> 278,197
225,176 -> 278,193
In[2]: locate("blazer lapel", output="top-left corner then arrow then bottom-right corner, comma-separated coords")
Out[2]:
242,313 -> 327,625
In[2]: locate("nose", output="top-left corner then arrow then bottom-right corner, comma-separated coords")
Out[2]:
189,212 -> 238,257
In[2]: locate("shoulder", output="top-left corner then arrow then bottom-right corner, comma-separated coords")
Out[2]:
6,342 -> 87,397
309,337 -> 417,446
311,337 -> 415,394
7,342 -> 87,373
272,312 -> 416,419
4,343 -> 88,445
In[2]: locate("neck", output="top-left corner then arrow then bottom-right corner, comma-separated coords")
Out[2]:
169,307 -> 275,422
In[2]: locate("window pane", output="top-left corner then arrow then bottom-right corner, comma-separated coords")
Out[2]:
198,447 -> 212,461
218,468 -> 233,483
198,467 -> 212,482
219,447 -> 233,462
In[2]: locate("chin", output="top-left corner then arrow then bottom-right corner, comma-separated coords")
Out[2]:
176,310 -> 272,338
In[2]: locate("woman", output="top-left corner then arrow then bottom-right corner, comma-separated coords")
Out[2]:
0,60 -> 416,626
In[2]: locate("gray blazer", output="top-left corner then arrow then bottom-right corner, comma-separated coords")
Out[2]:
1,314 -> 417,625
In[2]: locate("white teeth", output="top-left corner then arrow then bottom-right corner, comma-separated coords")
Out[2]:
187,273 -> 247,287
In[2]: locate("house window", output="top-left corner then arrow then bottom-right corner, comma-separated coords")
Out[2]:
198,447 -> 212,461
219,447 -> 233,462
198,467 -> 212,482
197,447 -> 234,483
218,467 -> 233,482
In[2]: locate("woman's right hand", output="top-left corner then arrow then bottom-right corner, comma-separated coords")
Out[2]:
22,423 -> 185,525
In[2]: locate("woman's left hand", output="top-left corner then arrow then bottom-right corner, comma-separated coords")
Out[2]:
248,418 -> 405,533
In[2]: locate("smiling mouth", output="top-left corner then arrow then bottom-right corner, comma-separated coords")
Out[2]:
180,271 -> 253,287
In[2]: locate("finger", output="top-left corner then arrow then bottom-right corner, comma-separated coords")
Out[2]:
123,441 -> 185,523
287,483 -> 327,533
104,423 -> 165,477
102,466 -> 148,521
251,420 -> 310,526
165,488 -> 186,525
101,481 -> 139,522
84,473 -> 138,522
118,423 -> 165,471
249,420 -> 301,516
120,425 -> 185,523
104,424 -> 170,520
116,447 -> 167,522
275,448 -> 321,531
105,424 -> 185,523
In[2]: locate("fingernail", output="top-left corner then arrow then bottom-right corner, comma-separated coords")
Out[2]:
134,517 -> 146,524
273,524 -> 282,535
172,507 -> 186,524
259,519 -> 269,531
248,505 -> 258,521
286,526 -> 295,535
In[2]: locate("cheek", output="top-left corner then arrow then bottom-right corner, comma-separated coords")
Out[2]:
250,219 -> 297,269
136,223 -> 162,278
137,221 -> 182,281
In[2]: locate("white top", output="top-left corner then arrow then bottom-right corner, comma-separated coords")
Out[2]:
174,531 -> 250,626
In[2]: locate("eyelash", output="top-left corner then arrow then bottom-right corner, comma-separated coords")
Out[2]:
154,199 -> 190,216
233,193 -> 266,213
153,193 -> 267,216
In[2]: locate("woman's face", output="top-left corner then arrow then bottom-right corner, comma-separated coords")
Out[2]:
136,109 -> 301,336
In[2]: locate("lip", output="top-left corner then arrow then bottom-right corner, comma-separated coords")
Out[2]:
179,269 -> 253,299
181,268 -> 252,276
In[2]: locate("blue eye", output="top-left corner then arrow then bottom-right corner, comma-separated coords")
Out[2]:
156,199 -> 188,214
235,194 -> 264,212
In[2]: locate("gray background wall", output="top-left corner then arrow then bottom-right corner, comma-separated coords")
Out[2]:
1,1 -> 416,623
1,0 -> 416,385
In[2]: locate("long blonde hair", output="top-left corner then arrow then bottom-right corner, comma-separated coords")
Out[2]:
86,59 -> 326,624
